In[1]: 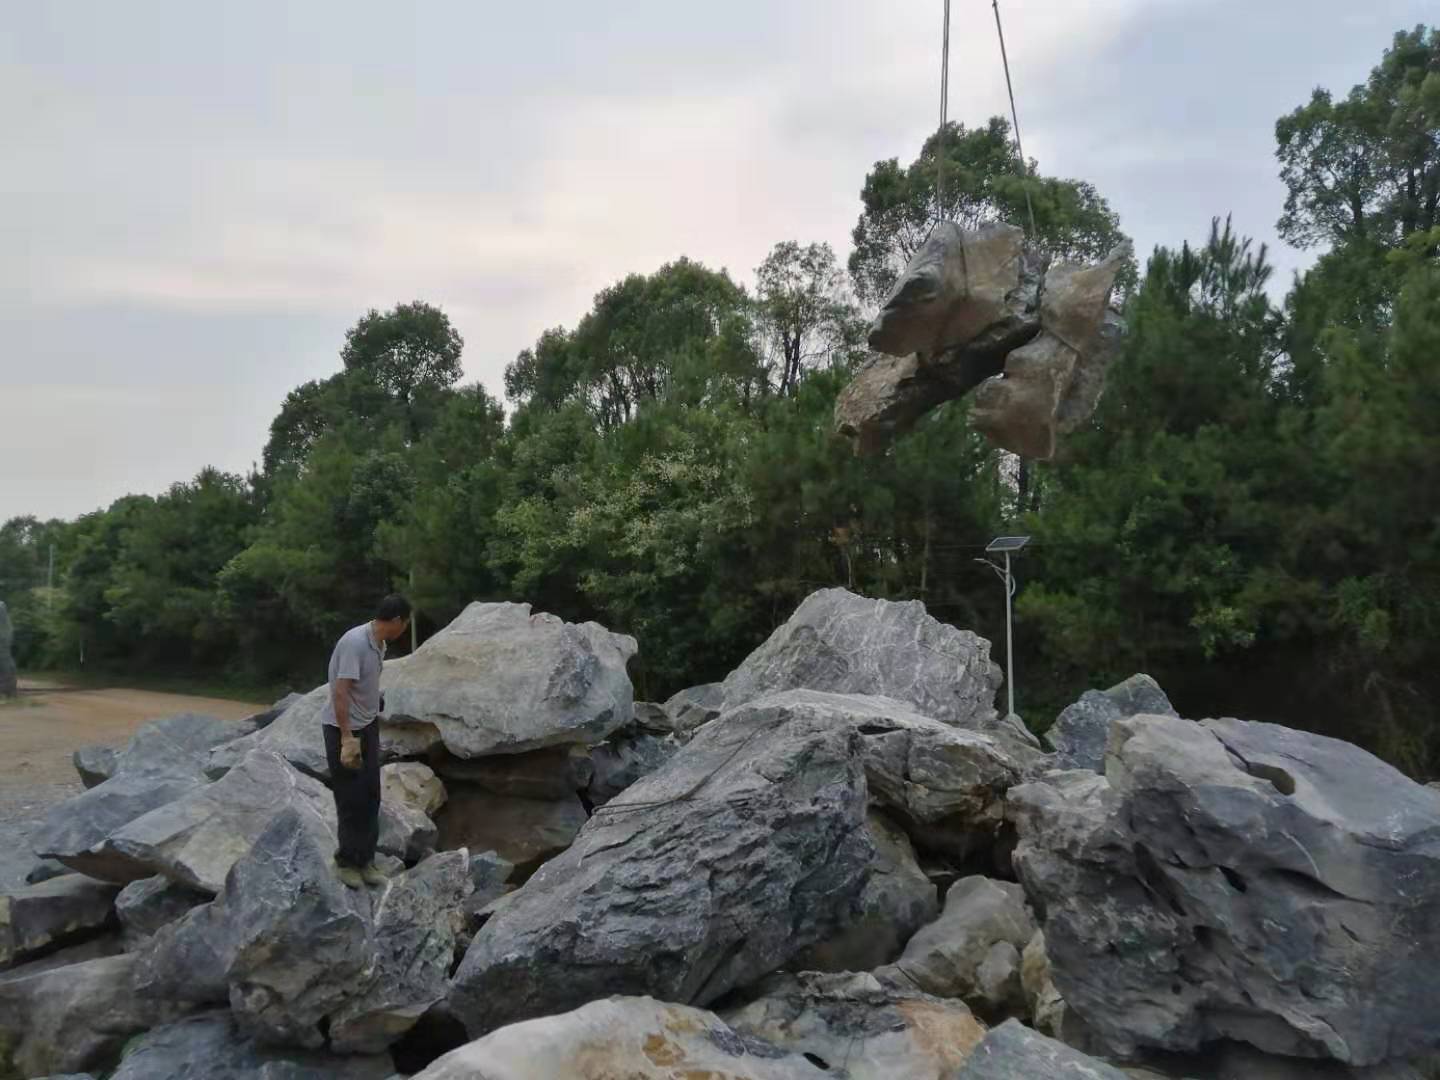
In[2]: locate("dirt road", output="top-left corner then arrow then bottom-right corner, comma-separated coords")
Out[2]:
0,679 -> 264,888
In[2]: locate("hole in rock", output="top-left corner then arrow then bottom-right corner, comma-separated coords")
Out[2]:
390,1005 -> 471,1073
1219,866 -> 1248,893
803,1052 -> 832,1070
1242,761 -> 1297,796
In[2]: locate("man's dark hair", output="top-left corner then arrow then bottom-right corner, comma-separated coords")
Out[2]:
375,594 -> 412,622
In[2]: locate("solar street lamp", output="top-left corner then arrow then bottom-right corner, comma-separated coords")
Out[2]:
976,536 -> 1030,721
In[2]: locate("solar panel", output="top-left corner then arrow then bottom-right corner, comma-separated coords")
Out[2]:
986,536 -> 1031,553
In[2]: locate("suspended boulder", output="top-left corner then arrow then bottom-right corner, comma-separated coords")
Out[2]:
835,219 -> 1129,462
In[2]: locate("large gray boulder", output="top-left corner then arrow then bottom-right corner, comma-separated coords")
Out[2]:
836,224 -> 1041,456
206,677 -> 443,780
109,1012 -> 395,1080
412,996 -> 830,1080
835,219 -> 1129,463
448,691 -> 876,1037
448,688 -> 1020,1038
0,954 -> 194,1078
115,876 -> 209,948
1046,673 -> 1179,772
720,587 -> 1006,737
1009,713 -> 1440,1066
32,712 -> 257,880
0,874 -> 119,969
383,601 -> 638,758
138,802 -> 470,1052
725,971 -> 988,1080
96,749 -> 337,893
787,812 -> 938,974
0,600 -> 16,697
329,848 -> 472,1053
956,1018 -> 1129,1079
875,875 -> 1037,1020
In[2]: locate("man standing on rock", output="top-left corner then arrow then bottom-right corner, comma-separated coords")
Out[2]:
320,594 -> 411,888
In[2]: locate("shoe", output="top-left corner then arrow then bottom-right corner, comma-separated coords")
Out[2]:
335,861 -> 364,889
360,863 -> 389,887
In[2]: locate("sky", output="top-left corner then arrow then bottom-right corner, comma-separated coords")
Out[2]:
1,0 -> 1431,522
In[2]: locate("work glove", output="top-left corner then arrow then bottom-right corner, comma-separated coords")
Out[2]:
339,733 -> 363,770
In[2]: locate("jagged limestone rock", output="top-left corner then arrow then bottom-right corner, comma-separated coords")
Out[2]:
836,220 -> 1129,462
971,246 -> 1130,460
1009,713 -> 1440,1066
32,713 -> 257,881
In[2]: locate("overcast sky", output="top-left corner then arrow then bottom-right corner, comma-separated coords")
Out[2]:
2,1 -> 1430,522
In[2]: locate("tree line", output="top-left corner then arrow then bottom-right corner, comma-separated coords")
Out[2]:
3,27 -> 1437,775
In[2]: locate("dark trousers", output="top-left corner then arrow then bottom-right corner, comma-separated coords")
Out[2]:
323,721 -> 380,868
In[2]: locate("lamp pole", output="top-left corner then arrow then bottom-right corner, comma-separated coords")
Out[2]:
979,536 -> 1030,721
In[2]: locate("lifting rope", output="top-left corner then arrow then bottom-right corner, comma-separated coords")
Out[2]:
935,0 -> 1040,241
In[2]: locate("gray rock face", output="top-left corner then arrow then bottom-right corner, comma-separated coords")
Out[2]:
788,812 -> 939,974
328,850 -> 472,1053
1047,673 -> 1178,772
726,971 -> 988,1080
587,728 -> 678,806
72,745 -> 117,788
109,1012 -> 395,1080
97,750 -> 337,893
875,875 -> 1037,1020
0,874 -> 120,969
384,601 -> 639,758
0,954 -> 194,1078
138,803 -> 470,1052
115,876 -> 209,947
660,682 -> 725,739
206,679 -> 442,780
0,600 -> 15,697
1009,713 -> 1440,1066
32,712 -> 257,880
720,587 -> 1005,736
460,851 -> 515,935
413,996 -> 830,1080
448,691 -> 877,1037
956,1018 -> 1129,1079
244,691 -> 305,730
868,222 -> 1035,360
435,787 -> 587,872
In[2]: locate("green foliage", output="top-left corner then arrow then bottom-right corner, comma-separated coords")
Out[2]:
1276,25 -> 1440,250
754,241 -> 866,394
848,117 -> 1132,307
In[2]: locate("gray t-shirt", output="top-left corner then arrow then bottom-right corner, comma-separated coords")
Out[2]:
319,622 -> 386,730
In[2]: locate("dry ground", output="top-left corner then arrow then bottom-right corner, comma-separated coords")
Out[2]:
0,678 -> 263,888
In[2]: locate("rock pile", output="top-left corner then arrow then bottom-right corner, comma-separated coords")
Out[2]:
3,589 -> 1438,1080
